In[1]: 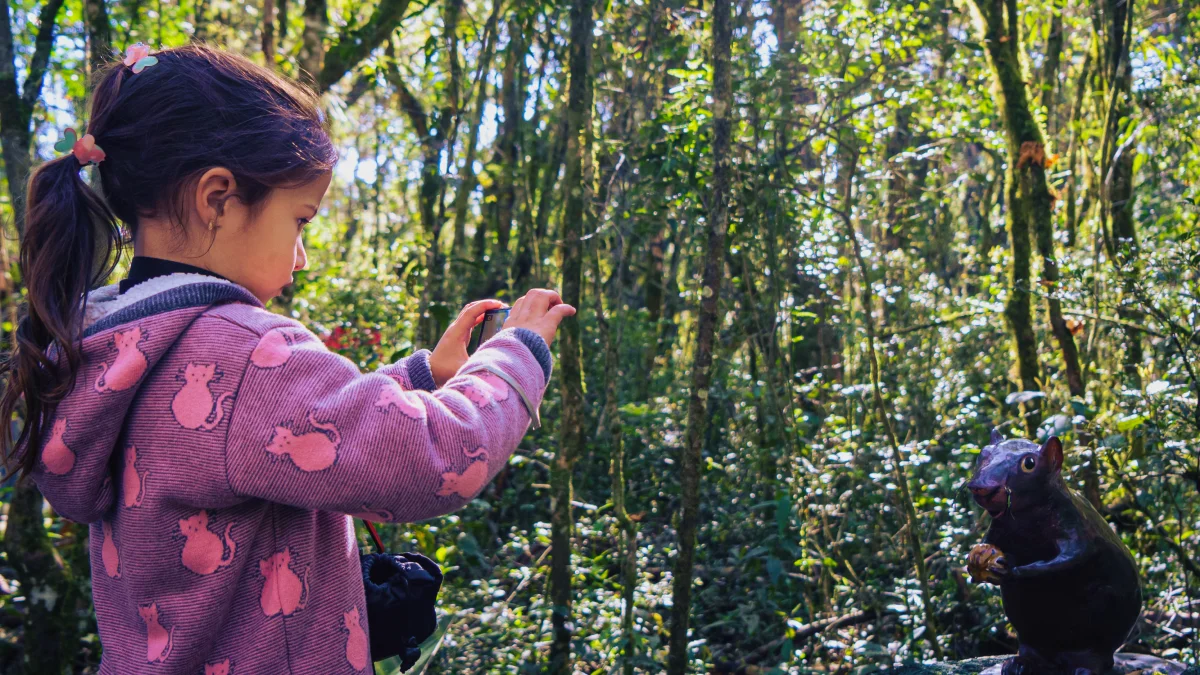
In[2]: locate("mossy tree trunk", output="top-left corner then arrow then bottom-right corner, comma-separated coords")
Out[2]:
667,0 -> 731,670
549,0 -> 594,671
969,0 -> 1086,432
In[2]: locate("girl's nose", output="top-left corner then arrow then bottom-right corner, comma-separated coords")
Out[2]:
294,236 -> 308,271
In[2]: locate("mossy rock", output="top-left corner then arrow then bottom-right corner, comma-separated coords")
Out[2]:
892,654 -> 1193,675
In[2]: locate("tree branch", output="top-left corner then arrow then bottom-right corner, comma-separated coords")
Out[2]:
713,610 -> 884,674
21,0 -> 66,119
317,0 -> 414,92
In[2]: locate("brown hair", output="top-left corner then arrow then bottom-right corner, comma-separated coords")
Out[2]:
1,43 -> 338,479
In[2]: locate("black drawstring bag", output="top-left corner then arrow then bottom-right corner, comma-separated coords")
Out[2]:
360,520 -> 443,671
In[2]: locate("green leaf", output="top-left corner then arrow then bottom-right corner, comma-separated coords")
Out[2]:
767,556 -> 782,584
1116,414 -> 1147,432
1005,390 -> 1044,405
383,615 -> 452,675
618,402 -> 650,416
1069,398 -> 1096,418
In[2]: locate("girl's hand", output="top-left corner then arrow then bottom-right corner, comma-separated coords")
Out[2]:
429,300 -> 505,387
505,289 -> 577,346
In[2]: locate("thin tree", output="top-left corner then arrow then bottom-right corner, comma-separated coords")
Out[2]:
549,0 -> 594,671
667,0 -> 731,671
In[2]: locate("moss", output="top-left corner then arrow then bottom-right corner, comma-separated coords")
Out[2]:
894,655 -> 1193,675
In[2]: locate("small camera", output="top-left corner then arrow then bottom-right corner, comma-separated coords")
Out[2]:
467,308 -> 509,355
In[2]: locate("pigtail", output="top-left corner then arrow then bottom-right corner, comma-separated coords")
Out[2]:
0,43 -> 336,480
1,152 -> 123,480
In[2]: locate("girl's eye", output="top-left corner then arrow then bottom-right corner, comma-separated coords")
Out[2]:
1021,455 -> 1037,473
298,218 -> 310,229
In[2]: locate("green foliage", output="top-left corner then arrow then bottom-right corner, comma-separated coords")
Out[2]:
2,0 -> 1200,672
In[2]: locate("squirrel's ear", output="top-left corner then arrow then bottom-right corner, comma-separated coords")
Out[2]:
1041,436 -> 1063,473
990,428 -> 1004,445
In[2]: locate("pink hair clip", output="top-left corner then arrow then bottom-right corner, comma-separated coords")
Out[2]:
54,128 -> 105,166
123,42 -> 158,73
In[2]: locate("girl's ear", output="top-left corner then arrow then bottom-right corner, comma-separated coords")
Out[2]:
1041,436 -> 1063,474
194,167 -> 238,227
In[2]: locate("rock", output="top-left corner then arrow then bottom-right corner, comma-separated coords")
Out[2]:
892,653 -> 1192,675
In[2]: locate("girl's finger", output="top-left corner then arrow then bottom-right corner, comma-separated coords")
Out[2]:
509,295 -> 527,319
545,304 -> 577,326
456,300 -> 482,319
452,300 -> 503,336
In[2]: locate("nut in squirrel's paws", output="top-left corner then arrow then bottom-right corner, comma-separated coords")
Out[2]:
967,543 -> 1009,584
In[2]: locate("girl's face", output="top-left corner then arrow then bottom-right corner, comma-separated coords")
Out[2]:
158,169 -> 333,304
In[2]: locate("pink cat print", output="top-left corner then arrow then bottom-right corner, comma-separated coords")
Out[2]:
101,520 -> 121,579
258,548 -> 310,617
343,606 -> 369,671
172,363 -> 234,431
178,510 -> 236,575
41,418 -> 75,475
436,446 -> 490,498
138,602 -> 174,663
349,505 -> 395,522
375,382 -> 427,420
204,659 -> 231,675
459,371 -> 511,408
264,411 -> 341,472
250,327 -> 297,369
122,444 -> 148,508
95,326 -> 149,393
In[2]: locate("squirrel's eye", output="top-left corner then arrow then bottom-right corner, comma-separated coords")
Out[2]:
1021,455 -> 1037,473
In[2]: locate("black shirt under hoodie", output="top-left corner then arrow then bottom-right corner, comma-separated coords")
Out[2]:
118,256 -> 228,295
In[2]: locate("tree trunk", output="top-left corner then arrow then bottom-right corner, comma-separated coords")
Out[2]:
1099,0 -> 1141,384
84,0 -> 111,76
593,232 -> 638,675
0,0 -> 65,238
489,20 -> 527,294
297,0 -> 326,88
549,0 -> 594,671
1064,47 -> 1092,248
0,4 -> 84,671
449,0 -> 501,294
837,134 -> 943,657
969,0 -> 1076,433
277,0 -> 288,43
387,0 -> 462,344
1040,3 -> 1064,139
666,0 -> 731,671
262,0 -> 276,67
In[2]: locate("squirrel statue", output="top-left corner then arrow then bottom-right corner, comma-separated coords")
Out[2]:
966,430 -> 1141,675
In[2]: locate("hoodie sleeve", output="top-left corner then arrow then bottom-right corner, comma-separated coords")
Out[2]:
380,348 -> 437,392
224,324 -> 549,523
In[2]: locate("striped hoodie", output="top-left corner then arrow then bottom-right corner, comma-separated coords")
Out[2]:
27,273 -> 551,674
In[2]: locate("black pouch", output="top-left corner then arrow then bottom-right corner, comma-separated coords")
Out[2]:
359,520 -> 444,671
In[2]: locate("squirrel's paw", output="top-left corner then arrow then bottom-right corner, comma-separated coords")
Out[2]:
967,543 -> 1009,584
1001,656 -> 1032,675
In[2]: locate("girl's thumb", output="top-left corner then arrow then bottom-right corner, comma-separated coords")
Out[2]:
548,304 -> 577,322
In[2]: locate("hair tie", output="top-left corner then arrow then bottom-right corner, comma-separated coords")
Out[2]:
54,128 -> 105,166
123,42 -> 158,73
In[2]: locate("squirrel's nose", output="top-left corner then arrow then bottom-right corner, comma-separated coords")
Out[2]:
968,482 -> 998,498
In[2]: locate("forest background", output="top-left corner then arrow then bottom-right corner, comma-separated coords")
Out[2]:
0,0 -> 1198,672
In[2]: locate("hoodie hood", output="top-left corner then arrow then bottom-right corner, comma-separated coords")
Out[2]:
29,274 -> 261,524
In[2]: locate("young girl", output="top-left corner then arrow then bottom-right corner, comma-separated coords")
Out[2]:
1,43 -> 573,674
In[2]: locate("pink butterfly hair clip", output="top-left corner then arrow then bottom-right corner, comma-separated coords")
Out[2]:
123,42 -> 158,73
54,128 -> 105,166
